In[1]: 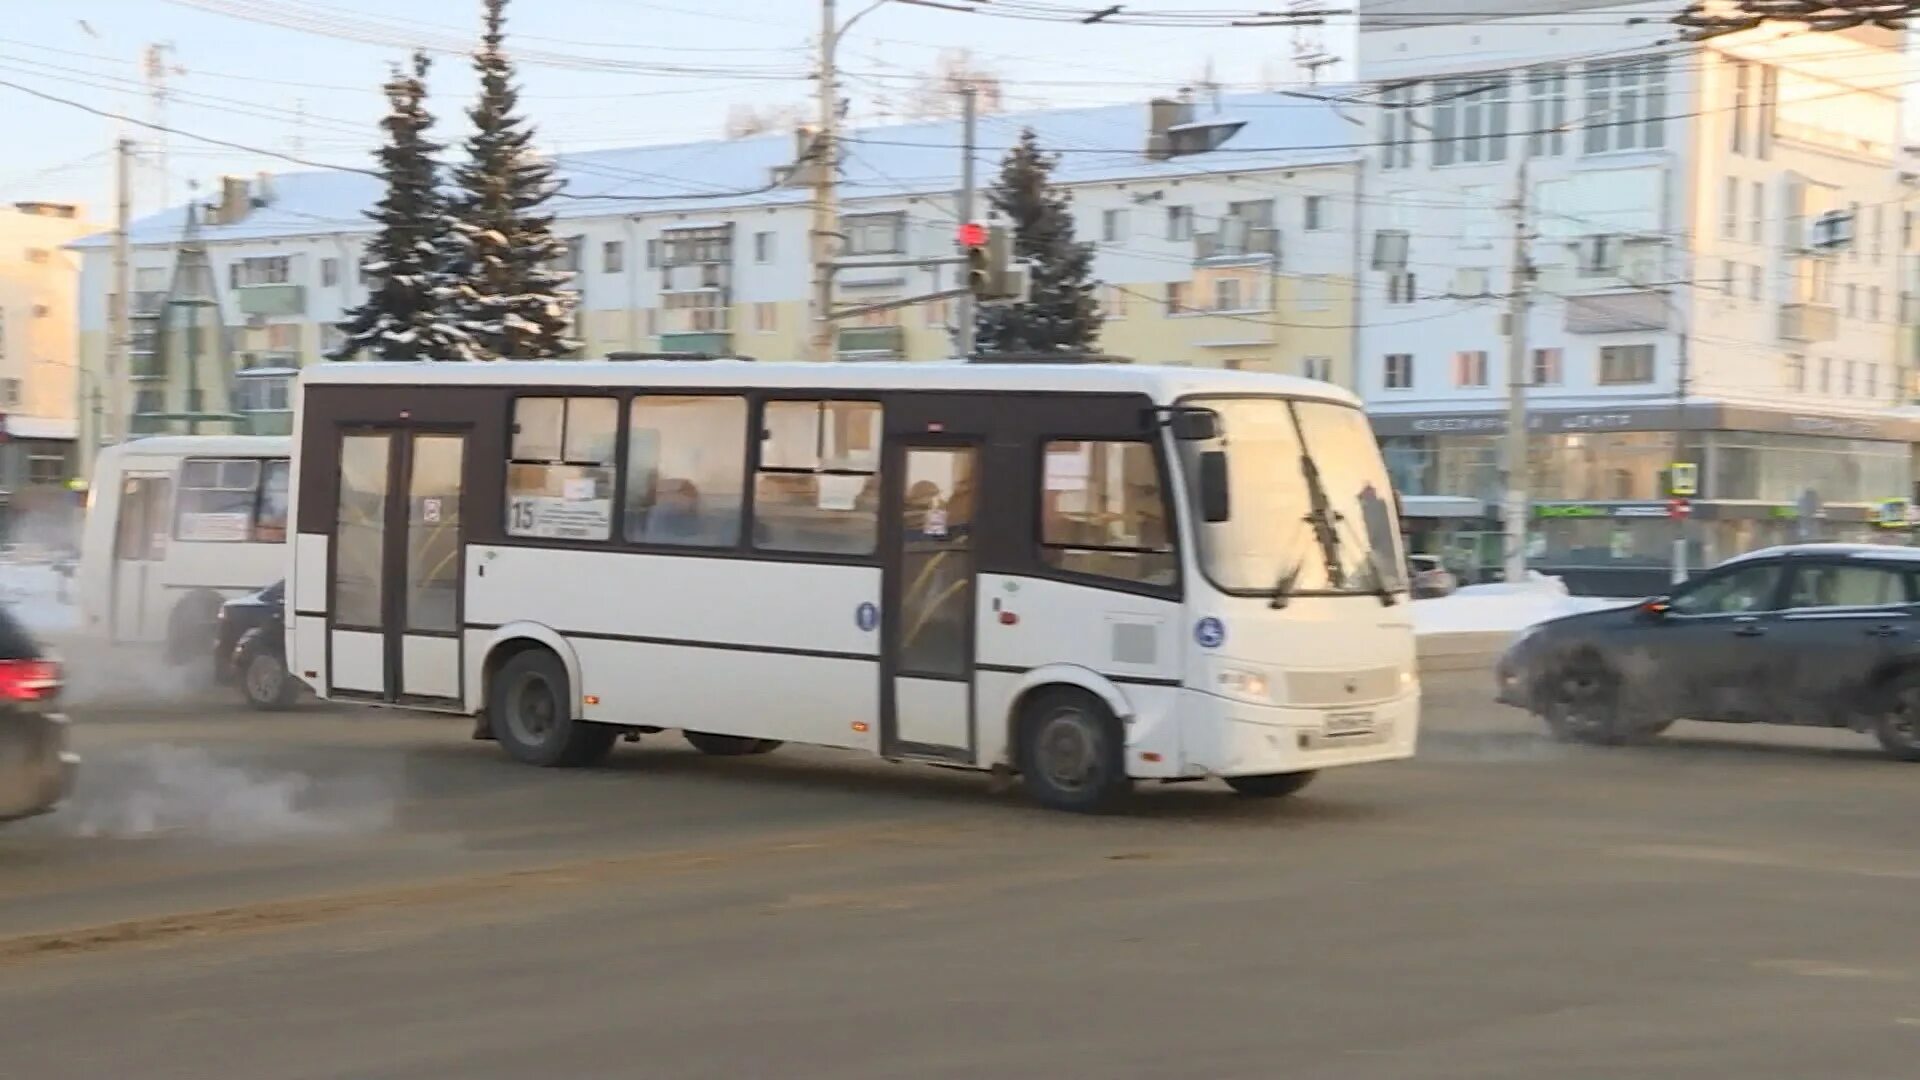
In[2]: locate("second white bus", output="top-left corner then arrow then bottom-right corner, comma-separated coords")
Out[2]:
285,360 -> 1418,811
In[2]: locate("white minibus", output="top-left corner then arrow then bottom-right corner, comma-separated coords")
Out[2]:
76,435 -> 292,659
285,360 -> 1417,811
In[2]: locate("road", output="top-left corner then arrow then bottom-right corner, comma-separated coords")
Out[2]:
3,673 -> 1920,1079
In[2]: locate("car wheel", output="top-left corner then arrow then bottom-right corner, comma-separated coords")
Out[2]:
1224,771 -> 1317,799
1017,689 -> 1132,813
488,649 -> 616,768
1539,660 -> 1629,745
240,649 -> 298,711
683,731 -> 782,756
1871,673 -> 1920,761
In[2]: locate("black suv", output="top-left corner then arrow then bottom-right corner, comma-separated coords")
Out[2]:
214,581 -> 298,710
1497,543 -> 1920,760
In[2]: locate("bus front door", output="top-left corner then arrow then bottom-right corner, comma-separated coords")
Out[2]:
881,442 -> 978,763
109,472 -> 172,643
328,430 -> 467,706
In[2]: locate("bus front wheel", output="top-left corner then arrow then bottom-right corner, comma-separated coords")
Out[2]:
1017,689 -> 1132,814
489,649 -> 616,768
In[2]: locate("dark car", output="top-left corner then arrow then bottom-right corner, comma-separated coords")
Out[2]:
1497,543 -> 1920,759
1408,554 -> 1459,599
214,581 -> 298,710
0,604 -> 75,822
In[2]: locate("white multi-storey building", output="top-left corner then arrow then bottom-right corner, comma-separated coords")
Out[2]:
1350,1 -> 1918,590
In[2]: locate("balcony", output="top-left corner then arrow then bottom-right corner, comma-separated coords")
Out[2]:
236,284 -> 307,317
1564,289 -> 1671,334
1778,302 -> 1838,343
129,351 -> 166,380
130,291 -> 168,318
658,331 -> 732,355
836,325 -> 905,360
1195,225 -> 1279,264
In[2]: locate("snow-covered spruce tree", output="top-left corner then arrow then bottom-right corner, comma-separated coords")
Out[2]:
974,128 -> 1103,356
331,51 -> 476,361
440,0 -> 577,359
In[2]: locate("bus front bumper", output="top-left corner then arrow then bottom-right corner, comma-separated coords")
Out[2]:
1162,689 -> 1420,779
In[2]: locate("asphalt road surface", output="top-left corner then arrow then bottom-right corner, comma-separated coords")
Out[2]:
4,673 -> 1920,1079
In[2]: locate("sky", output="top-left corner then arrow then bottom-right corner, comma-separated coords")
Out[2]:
0,0 -> 1337,226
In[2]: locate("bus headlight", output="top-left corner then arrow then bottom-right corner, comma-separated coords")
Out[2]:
1214,667 -> 1273,703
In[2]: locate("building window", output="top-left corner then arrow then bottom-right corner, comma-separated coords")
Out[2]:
1432,75 -> 1510,166
1531,347 -> 1563,386
1598,343 -> 1654,384
1387,270 -> 1416,305
1749,264 -> 1763,301
624,395 -> 749,548
1039,441 -> 1175,586
506,396 -> 618,541
1105,285 -> 1127,320
1526,64 -> 1568,156
603,240 -> 624,273
1819,357 -> 1833,393
1301,355 -> 1331,381
320,258 -> 339,287
1384,352 -> 1414,389
1167,205 -> 1193,242
753,400 -> 881,555
1730,59 -> 1750,155
662,226 -> 732,266
1723,177 -> 1739,239
1167,281 -> 1187,313
1452,350 -> 1489,388
26,449 -> 68,487
755,302 -> 777,333
1304,196 -> 1326,231
646,239 -> 661,269
1786,354 -> 1806,391
1214,278 -> 1243,312
1867,363 -> 1880,398
1720,259 -> 1735,294
1869,286 -> 1881,321
175,457 -> 289,543
1584,57 -> 1667,154
1750,181 -> 1764,243
841,213 -> 904,256
1102,208 -> 1128,242
235,255 -> 292,286
1380,83 -> 1415,169
1846,283 -> 1858,318
233,373 -> 292,415
1845,360 -> 1858,395
1872,205 -> 1884,263
754,231 -> 775,263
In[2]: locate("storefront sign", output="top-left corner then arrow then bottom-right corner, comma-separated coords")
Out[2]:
1374,404 -> 1920,443
1533,502 -> 1670,520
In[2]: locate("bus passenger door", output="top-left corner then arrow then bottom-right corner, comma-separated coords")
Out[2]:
109,472 -> 172,643
880,442 -> 978,762
327,429 -> 466,706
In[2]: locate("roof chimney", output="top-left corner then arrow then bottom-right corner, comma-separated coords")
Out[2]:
214,175 -> 250,225
1146,97 -> 1193,161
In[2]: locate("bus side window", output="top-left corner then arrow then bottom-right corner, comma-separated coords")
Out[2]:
507,396 -> 618,542
254,459 -> 290,543
753,400 -> 881,556
176,458 -> 263,543
625,395 -> 748,548
1039,440 -> 1176,587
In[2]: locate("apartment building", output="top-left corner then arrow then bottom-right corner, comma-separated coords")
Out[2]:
0,200 -> 94,538
1350,1 -> 1918,590
69,91 -> 1368,473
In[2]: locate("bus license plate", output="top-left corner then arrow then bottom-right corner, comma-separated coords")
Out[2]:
1324,712 -> 1375,737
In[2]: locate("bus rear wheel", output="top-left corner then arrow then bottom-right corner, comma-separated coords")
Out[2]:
489,649 -> 616,768
1017,689 -> 1131,814
1224,771 -> 1317,799
683,731 -> 782,756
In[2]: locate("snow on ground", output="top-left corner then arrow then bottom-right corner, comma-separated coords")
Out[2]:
0,560 -> 78,636
1412,574 -> 1635,637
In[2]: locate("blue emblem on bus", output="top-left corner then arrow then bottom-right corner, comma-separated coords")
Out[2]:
856,602 -> 879,632
1194,617 -> 1225,649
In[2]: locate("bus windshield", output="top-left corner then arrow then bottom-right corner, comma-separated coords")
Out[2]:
1179,397 -> 1405,598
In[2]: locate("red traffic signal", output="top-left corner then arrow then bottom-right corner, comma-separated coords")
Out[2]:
956,222 -> 987,248
1668,497 -> 1690,520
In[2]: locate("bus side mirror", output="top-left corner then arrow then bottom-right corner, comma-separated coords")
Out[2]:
1169,410 -> 1221,441
1199,451 -> 1230,523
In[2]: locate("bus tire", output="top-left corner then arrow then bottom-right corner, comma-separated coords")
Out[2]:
683,731 -> 782,756
1017,688 -> 1132,814
489,649 -> 616,768
1224,771 -> 1317,799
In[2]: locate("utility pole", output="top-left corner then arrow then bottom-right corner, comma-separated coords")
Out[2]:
954,82 -> 978,359
1672,329 -> 1692,584
1501,146 -> 1533,586
808,0 -> 841,363
110,136 -> 133,447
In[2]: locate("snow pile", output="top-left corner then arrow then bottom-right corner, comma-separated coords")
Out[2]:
0,559 -> 77,636
1413,573 -> 1634,636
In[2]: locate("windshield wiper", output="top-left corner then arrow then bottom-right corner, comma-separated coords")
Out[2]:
1269,556 -> 1306,610
1295,450 -> 1347,590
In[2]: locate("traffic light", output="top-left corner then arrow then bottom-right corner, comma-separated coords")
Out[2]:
959,223 -> 1012,301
